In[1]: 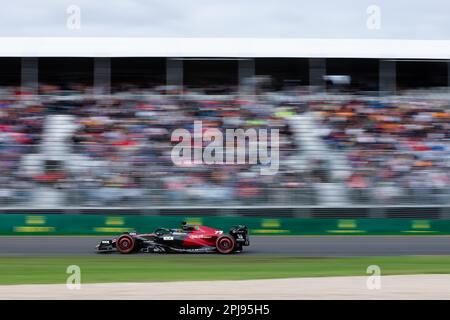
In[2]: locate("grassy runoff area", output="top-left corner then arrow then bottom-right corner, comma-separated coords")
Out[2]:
2,255 -> 450,285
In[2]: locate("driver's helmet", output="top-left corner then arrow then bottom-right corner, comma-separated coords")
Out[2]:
181,221 -> 198,232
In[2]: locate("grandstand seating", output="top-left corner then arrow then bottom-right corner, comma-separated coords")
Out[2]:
0,85 -> 448,207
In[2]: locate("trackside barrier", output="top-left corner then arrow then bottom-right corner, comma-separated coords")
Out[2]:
1,214 -> 450,235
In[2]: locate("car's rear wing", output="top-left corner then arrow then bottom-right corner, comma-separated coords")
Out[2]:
229,225 -> 250,246
229,225 -> 248,234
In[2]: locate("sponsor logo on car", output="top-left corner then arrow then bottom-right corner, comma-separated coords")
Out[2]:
189,234 -> 211,239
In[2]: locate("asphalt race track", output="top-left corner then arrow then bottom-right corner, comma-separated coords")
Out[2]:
1,236 -> 450,256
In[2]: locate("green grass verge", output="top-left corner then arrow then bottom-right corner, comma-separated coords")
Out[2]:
1,255 -> 450,285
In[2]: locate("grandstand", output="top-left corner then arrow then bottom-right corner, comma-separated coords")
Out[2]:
0,37 -> 449,218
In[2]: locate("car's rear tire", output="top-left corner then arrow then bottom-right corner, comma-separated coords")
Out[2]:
117,234 -> 135,254
216,235 -> 235,254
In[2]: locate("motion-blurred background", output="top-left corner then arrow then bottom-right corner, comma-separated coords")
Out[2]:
0,55 -> 449,217
0,0 -> 448,221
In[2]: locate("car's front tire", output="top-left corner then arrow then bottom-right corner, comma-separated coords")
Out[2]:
116,234 -> 136,254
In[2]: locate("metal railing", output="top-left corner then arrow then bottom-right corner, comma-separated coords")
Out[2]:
0,181 -> 448,208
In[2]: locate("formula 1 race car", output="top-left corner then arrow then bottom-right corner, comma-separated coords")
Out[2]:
96,222 -> 249,254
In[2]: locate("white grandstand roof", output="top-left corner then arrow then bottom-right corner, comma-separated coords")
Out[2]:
0,37 -> 449,59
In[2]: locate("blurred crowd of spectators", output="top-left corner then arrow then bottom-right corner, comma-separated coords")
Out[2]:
0,88 -> 44,204
66,86 -> 313,206
314,98 -> 450,204
0,84 -> 449,207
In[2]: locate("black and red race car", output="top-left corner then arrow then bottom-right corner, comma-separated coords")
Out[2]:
96,222 -> 249,254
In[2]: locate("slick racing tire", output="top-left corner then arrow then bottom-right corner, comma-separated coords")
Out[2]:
117,234 -> 136,254
216,235 -> 235,254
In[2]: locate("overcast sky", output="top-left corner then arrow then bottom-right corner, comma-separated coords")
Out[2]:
0,0 -> 448,39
